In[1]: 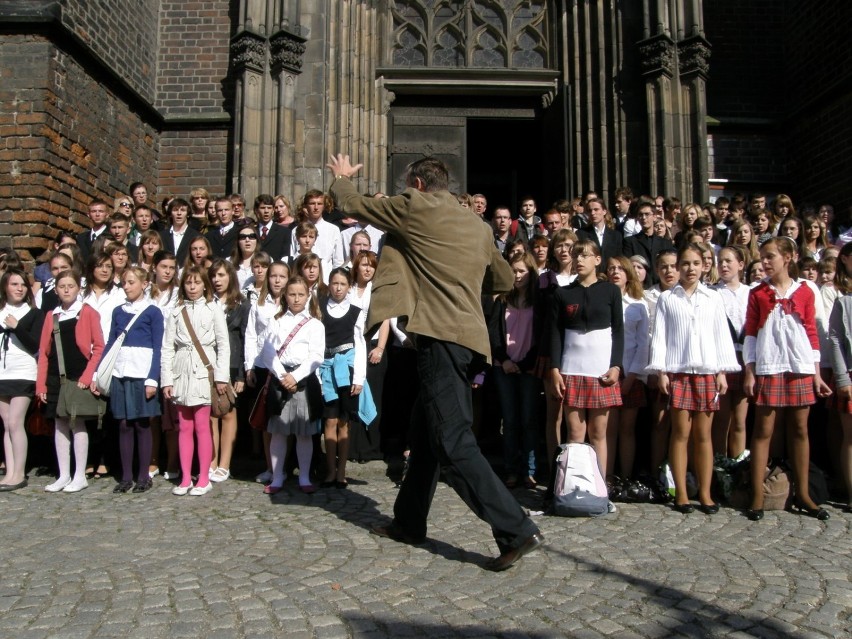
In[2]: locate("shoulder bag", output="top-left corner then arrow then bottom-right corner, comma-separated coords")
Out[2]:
94,309 -> 144,397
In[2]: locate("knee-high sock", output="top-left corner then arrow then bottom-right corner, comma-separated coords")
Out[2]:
71,425 -> 89,483
134,421 -> 152,483
177,406 -> 196,487
54,418 -> 72,482
296,435 -> 313,486
193,405 -> 213,488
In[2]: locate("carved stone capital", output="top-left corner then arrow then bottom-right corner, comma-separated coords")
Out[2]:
270,29 -> 307,75
678,35 -> 711,78
638,35 -> 676,78
231,30 -> 267,74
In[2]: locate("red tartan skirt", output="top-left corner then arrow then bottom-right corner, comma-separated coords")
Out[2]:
561,374 -> 622,409
621,379 -> 647,409
668,373 -> 719,412
753,373 -> 815,407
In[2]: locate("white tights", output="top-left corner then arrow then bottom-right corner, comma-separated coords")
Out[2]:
0,396 -> 30,484
269,433 -> 313,488
54,417 -> 89,484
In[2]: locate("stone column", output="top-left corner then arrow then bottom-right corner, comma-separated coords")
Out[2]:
638,0 -> 710,202
230,1 -> 306,202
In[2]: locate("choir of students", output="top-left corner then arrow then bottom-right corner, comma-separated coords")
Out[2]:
0,186 -> 850,524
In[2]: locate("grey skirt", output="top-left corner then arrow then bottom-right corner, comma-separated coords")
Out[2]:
267,387 -> 319,436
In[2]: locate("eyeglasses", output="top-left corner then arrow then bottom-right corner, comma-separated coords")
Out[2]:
239,234 -> 258,240
119,202 -> 132,208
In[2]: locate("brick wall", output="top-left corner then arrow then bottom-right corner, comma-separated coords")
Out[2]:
156,1 -> 233,116
158,129 -> 231,199
0,34 -> 158,264
59,0 -> 159,103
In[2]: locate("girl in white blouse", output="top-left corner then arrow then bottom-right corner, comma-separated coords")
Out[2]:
244,261 -> 288,483
258,276 -> 325,494
712,246 -> 750,458
647,244 -> 739,514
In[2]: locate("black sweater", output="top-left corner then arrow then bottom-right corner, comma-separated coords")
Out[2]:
548,279 -> 624,372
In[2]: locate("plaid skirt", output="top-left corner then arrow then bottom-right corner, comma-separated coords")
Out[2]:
668,373 -> 719,413
621,379 -> 647,409
753,373 -> 815,407
561,374 -> 622,409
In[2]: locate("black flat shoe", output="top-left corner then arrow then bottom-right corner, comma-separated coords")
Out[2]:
113,480 -> 133,494
672,503 -> 694,514
794,502 -> 829,521
0,479 -> 28,492
746,509 -> 764,521
132,480 -> 153,493
697,503 -> 720,515
335,480 -> 348,490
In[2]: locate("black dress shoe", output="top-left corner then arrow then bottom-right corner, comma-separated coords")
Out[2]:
0,479 -> 28,492
113,480 -> 133,494
697,503 -> 720,515
369,523 -> 426,545
132,479 -> 153,493
672,503 -> 694,514
746,509 -> 764,521
794,502 -> 830,521
485,532 -> 544,572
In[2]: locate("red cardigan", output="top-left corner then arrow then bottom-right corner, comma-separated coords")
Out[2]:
743,281 -> 819,349
36,304 -> 105,393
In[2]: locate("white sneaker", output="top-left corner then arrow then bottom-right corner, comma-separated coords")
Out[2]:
210,468 -> 230,483
255,469 -> 272,484
62,478 -> 88,493
189,483 -> 212,496
172,483 -> 193,496
45,477 -> 72,493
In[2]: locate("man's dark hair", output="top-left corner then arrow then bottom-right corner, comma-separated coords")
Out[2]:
168,198 -> 190,213
129,182 -> 146,194
254,193 -> 274,209
405,157 -> 449,192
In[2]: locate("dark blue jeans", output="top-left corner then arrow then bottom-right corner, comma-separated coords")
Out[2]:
392,337 -> 539,551
492,367 -> 540,478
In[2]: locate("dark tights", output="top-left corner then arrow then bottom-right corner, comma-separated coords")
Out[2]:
119,419 -> 152,484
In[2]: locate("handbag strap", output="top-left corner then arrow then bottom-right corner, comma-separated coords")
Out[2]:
181,306 -> 215,384
277,316 -> 311,358
102,306 -> 144,360
52,321 -> 67,379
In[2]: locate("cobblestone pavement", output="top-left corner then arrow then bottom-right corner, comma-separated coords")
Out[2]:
0,461 -> 850,639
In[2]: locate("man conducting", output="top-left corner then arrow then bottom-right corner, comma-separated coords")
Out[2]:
327,153 -> 543,571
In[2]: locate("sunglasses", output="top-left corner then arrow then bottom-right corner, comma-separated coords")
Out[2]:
239,233 -> 258,240
119,202 -> 132,208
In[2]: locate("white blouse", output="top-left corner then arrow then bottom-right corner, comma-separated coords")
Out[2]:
647,283 -> 739,375
622,295 -> 649,379
714,282 -> 750,353
0,303 -> 37,380
244,296 -> 281,371
258,310 -> 325,383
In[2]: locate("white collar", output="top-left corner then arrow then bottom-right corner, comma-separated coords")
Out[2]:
220,221 -> 234,234
54,299 -> 84,318
123,297 -> 151,313
672,282 -> 712,299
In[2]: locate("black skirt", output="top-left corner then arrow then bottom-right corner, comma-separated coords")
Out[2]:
0,378 -> 36,398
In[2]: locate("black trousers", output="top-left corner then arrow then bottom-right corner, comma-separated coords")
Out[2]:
392,337 -> 539,551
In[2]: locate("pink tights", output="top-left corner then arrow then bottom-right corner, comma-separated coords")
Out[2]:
177,405 -> 212,488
